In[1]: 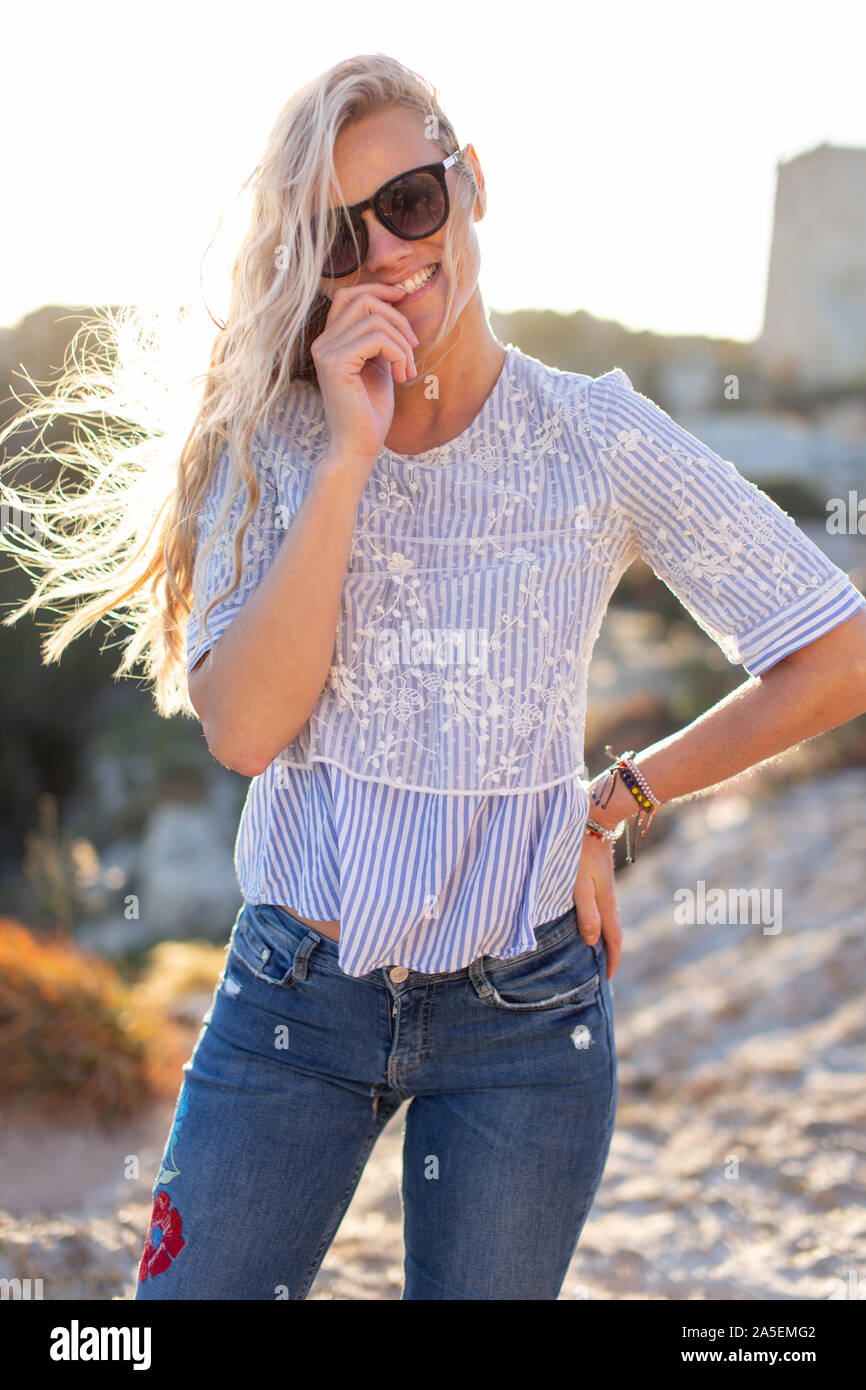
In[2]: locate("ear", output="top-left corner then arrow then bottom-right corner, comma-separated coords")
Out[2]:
464,143 -> 486,220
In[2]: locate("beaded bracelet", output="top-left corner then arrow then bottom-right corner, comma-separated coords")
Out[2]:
585,745 -> 662,865
584,816 -> 625,844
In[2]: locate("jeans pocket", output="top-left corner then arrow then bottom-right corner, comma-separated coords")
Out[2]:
228,904 -> 304,989
469,919 -> 601,1012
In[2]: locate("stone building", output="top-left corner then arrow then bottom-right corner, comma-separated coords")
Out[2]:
757,142 -> 866,388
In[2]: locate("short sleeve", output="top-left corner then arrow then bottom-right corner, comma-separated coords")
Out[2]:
185,442 -> 283,677
588,368 -> 866,676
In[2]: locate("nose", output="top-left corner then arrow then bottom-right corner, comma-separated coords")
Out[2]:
360,208 -> 413,273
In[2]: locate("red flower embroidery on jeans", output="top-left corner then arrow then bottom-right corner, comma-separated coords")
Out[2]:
139,1190 -> 185,1280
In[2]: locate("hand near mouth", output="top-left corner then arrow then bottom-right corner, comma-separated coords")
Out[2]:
310,280 -> 421,472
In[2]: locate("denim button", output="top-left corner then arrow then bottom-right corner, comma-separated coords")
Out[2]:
389,966 -> 409,983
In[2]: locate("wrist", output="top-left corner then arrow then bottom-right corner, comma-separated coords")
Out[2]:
313,452 -> 370,505
321,441 -> 379,471
583,748 -> 665,864
584,772 -> 637,830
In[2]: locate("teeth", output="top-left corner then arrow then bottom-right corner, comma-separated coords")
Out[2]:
399,263 -> 437,294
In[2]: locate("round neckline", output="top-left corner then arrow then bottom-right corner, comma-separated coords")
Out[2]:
381,343 -> 517,465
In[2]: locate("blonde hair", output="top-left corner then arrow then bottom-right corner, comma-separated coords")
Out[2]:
0,53 -> 478,717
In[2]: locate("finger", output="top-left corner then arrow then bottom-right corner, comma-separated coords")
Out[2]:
598,902 -> 623,979
320,311 -> 416,371
324,283 -> 417,343
582,844 -> 622,978
324,319 -> 416,382
348,312 -> 416,374
325,281 -> 409,305
326,290 -> 420,350
573,884 -> 602,948
320,325 -> 414,384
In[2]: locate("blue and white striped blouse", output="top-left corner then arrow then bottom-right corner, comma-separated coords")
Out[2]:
185,344 -> 866,977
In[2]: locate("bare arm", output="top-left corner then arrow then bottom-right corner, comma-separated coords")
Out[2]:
189,280 -> 418,777
189,452 -> 367,776
576,609 -> 866,978
588,608 -> 866,827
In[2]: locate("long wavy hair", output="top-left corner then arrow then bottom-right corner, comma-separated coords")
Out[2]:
0,53 -> 478,717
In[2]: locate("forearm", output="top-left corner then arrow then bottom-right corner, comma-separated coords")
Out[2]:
194,451 -> 367,775
588,643 -> 866,828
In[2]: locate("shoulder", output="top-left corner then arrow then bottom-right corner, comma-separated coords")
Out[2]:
262,376 -> 328,463
586,366 -> 641,430
587,365 -> 636,408
506,346 -> 638,423
582,367 -> 687,458
505,344 -> 594,402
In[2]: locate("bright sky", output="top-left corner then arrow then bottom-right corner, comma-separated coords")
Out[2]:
2,0 -> 864,341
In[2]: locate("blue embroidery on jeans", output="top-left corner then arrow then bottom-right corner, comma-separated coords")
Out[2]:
157,1081 -> 189,1185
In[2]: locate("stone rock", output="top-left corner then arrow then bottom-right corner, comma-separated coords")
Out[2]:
132,801 -> 242,944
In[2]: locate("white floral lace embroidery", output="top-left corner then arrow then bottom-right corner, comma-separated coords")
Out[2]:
188,351 -> 860,794
592,368 -> 838,663
266,352 -> 629,793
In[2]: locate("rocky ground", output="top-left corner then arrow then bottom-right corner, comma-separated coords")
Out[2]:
1,768 -> 864,1301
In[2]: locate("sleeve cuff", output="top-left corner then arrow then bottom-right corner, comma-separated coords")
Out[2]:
737,573 -> 866,676
185,599 -> 248,680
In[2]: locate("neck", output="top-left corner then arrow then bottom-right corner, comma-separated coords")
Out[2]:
384,290 -> 506,453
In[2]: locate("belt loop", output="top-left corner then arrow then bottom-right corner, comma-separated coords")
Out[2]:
468,958 -> 493,999
291,932 -> 321,981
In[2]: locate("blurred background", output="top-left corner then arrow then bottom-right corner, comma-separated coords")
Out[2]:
0,0 -> 864,1301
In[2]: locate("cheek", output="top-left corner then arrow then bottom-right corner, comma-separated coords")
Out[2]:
448,247 -> 480,301
449,232 -> 480,281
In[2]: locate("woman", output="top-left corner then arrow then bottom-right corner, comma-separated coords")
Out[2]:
4,53 -> 866,1301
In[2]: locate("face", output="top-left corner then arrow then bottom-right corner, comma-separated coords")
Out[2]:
318,105 -> 485,344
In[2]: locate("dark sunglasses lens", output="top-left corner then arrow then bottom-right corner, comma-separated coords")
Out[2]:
322,214 -> 364,277
379,170 -> 446,236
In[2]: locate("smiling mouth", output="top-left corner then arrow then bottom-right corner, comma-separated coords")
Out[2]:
395,262 -> 439,296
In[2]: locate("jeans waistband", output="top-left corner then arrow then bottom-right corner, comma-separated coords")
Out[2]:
243,900 -> 579,981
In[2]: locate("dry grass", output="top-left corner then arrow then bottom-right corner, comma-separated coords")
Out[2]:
0,915 -> 187,1129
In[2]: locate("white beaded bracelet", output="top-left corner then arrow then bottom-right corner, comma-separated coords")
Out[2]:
584,816 -> 625,843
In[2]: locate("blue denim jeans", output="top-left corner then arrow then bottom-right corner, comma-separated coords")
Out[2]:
134,899 -> 617,1300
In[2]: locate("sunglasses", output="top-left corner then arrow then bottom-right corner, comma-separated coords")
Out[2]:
316,149 -> 463,278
